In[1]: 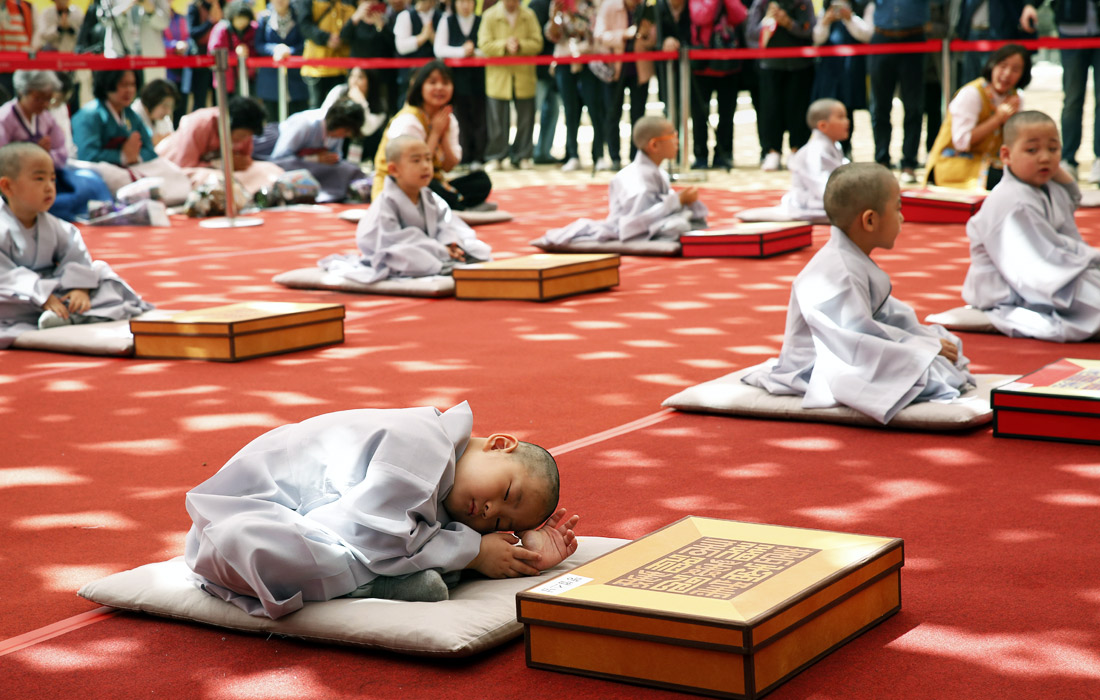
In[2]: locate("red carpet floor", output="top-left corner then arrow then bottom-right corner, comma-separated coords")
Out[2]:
2,186 -> 1100,699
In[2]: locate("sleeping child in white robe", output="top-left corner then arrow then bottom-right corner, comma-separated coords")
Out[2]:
185,401 -> 580,619
743,162 -> 975,424
320,136 -> 492,284
0,142 -> 152,348
538,116 -> 708,245
962,110 -> 1100,342
738,98 -> 848,226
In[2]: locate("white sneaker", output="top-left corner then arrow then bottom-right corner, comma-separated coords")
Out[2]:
594,157 -> 614,172
561,157 -> 581,172
514,158 -> 533,170
901,169 -> 918,185
761,151 -> 781,171
469,161 -> 484,172
484,159 -> 507,173
1061,160 -> 1079,180
1089,160 -> 1100,184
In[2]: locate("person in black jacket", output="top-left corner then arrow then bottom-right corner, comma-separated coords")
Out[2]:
1021,1 -> 1096,181
185,0 -> 220,113
341,0 -> 398,117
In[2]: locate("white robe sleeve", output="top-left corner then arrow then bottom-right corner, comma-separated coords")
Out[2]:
427,191 -> 492,260
746,231 -> 973,423
962,177 -> 1100,340
609,153 -> 706,241
357,191 -> 450,280
0,233 -> 61,308
185,405 -> 483,619
780,131 -> 842,218
269,114 -> 314,160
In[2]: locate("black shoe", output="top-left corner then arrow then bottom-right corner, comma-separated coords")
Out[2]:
691,158 -> 708,170
533,155 -> 563,165
711,157 -> 733,171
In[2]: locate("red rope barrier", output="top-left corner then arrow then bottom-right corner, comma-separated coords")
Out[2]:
5,35 -> 1100,73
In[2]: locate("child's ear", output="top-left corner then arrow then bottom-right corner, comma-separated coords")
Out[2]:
387,160 -> 399,175
859,208 -> 876,232
483,433 -> 519,452
817,120 -> 829,132
999,144 -> 1011,165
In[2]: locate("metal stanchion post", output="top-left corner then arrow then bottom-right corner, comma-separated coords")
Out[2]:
665,58 -> 677,179
237,50 -> 250,98
278,65 -> 288,123
200,48 -> 263,229
941,37 -> 952,116
673,46 -> 705,183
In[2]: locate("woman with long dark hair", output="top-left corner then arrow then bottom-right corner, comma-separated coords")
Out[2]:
924,43 -> 1031,190
371,60 -> 491,210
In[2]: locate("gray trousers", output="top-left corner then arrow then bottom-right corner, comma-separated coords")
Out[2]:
485,96 -> 536,164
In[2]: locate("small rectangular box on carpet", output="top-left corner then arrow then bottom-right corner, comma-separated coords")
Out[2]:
518,516 -> 903,699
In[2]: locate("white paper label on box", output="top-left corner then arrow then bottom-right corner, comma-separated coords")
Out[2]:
531,574 -> 593,596
998,382 -> 1033,391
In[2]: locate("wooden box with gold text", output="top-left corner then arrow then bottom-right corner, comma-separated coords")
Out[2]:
453,254 -> 620,301
517,517 -> 903,699
130,301 -> 345,361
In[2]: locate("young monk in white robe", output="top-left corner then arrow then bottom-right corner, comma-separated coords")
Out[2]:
962,111 -> 1100,342
738,99 -> 849,225
0,143 -> 152,348
185,401 -> 580,619
320,136 -> 492,284
539,116 -> 707,245
743,162 -> 974,424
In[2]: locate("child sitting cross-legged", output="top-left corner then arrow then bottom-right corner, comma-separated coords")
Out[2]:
738,97 -> 849,224
742,162 -> 975,424
321,136 -> 491,283
185,401 -> 580,619
0,142 -> 153,348
962,110 -> 1100,342
541,116 -> 708,244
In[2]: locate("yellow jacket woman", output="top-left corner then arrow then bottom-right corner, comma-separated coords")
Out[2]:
923,44 -> 1030,191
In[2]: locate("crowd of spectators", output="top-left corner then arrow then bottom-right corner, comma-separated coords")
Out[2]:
0,0 -> 1098,189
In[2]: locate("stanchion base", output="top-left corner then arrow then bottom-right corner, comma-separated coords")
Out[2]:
671,170 -> 708,183
199,216 -> 266,229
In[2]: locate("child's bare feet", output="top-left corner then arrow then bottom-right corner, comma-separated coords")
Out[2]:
519,508 -> 580,570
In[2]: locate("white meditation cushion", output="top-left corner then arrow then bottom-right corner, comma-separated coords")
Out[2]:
736,207 -> 830,226
1079,190 -> 1100,208
337,208 -> 514,226
924,306 -> 998,333
529,236 -> 682,257
337,208 -> 368,223
11,310 -> 179,356
77,536 -> 626,657
272,267 -> 455,297
662,361 -> 1018,430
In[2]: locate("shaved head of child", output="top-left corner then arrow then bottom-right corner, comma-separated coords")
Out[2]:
386,136 -> 434,201
0,141 -> 48,180
444,435 -> 560,534
806,98 -> 844,130
1003,110 -> 1057,147
824,162 -> 895,232
632,115 -> 675,151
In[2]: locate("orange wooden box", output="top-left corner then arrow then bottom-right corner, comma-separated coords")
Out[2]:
517,516 -> 903,699
129,301 -> 345,361
992,357 -> 1100,446
900,189 -> 985,224
453,253 -> 620,301
681,222 -> 814,258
